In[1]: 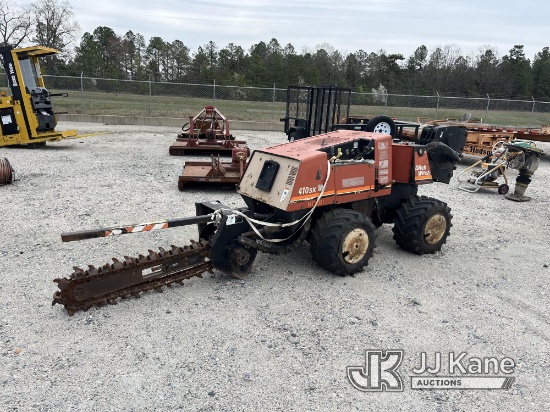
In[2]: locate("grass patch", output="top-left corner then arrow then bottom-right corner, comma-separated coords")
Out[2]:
51,89 -> 550,127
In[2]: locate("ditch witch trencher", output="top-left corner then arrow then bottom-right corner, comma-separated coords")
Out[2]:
54,127 -> 465,315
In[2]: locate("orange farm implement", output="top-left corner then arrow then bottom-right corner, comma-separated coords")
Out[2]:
169,106 -> 249,156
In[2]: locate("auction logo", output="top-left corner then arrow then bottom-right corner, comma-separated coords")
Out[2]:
347,350 -> 404,392
347,350 -> 515,392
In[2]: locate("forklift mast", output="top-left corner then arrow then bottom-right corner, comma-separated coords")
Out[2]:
0,45 -> 76,146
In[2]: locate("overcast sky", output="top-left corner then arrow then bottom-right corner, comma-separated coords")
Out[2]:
69,0 -> 549,60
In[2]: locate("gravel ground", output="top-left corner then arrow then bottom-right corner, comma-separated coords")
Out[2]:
1,122 -> 549,411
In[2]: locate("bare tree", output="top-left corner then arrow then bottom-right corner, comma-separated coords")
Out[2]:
29,0 -> 79,72
441,44 -> 463,91
441,44 -> 462,68
0,0 -> 32,47
30,0 -> 79,51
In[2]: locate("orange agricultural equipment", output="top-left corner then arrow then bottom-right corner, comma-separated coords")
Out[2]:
169,106 -> 249,156
414,119 -> 550,157
177,145 -> 249,190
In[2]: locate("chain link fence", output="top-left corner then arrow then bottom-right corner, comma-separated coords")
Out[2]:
351,92 -> 550,125
3,73 -> 550,126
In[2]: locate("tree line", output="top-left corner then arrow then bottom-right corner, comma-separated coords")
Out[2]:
2,0 -> 550,100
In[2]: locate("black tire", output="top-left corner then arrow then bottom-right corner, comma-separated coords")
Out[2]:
288,132 -> 297,142
228,241 -> 257,276
310,209 -> 376,276
498,184 -> 509,195
392,196 -> 452,255
365,115 -> 396,138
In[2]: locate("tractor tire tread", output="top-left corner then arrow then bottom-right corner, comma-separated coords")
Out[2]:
310,209 -> 376,276
392,195 -> 452,255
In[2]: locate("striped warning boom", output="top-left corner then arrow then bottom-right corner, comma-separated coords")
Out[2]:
61,214 -> 214,243
105,222 -> 169,237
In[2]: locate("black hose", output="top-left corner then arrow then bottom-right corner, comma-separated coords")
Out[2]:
425,141 -> 461,162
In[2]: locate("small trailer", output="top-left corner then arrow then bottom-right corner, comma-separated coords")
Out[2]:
413,119 -> 550,157
280,85 -> 421,141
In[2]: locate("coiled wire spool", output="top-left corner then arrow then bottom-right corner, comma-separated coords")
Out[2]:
0,158 -> 14,185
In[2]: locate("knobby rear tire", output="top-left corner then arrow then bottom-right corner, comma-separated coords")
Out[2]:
310,208 -> 376,276
392,196 -> 452,255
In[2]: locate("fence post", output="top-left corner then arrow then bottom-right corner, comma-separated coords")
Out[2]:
486,94 -> 490,117
435,92 -> 440,118
531,96 -> 536,119
272,83 -> 276,117
148,75 -> 152,116
213,79 -> 216,104
384,89 -> 388,114
80,72 -> 85,113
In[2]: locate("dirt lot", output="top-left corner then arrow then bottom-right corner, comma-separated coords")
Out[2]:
1,122 -> 549,411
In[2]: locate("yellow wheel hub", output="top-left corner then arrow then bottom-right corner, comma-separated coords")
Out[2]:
342,228 -> 369,264
424,214 -> 446,245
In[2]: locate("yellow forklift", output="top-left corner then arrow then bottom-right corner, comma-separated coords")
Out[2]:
0,45 -> 76,148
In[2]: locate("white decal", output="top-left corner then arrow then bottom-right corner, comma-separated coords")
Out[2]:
280,188 -> 289,202
342,177 -> 365,188
415,165 -> 431,176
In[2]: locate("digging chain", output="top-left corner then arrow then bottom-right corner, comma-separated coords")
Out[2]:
52,240 -> 213,315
